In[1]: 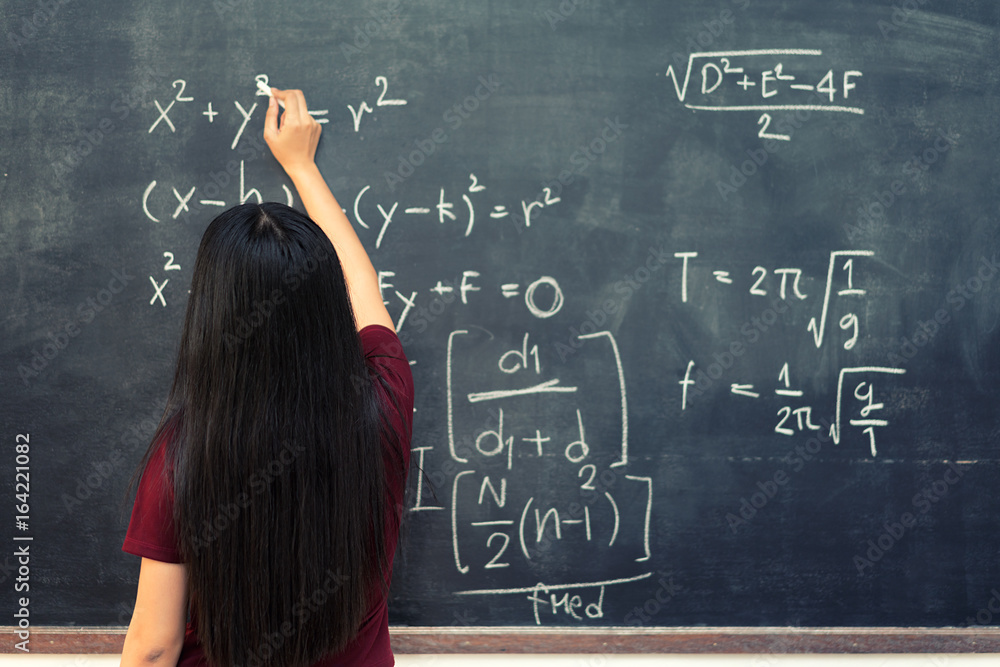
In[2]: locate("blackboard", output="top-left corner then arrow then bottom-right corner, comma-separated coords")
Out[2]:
2,0 -> 1000,644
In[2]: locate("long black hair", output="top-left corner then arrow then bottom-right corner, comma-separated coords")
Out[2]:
141,202 -> 403,667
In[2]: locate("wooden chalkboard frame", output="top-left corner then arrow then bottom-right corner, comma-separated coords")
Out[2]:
3,627 -> 1000,654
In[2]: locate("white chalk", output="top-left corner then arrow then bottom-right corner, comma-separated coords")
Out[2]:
253,74 -> 328,122
255,74 -> 285,108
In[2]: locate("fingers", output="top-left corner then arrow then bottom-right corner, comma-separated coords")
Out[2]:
264,94 -> 279,138
262,87 -> 322,175
271,88 -> 307,122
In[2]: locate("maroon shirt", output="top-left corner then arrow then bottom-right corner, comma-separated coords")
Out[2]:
123,325 -> 413,667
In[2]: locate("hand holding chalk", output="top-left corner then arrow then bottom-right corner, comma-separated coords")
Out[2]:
255,74 -> 285,108
263,88 -> 322,179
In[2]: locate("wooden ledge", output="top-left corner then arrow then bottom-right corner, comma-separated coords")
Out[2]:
3,626 -> 1000,654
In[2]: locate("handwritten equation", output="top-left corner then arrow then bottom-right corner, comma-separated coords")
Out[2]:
353,173 -> 561,248
139,73 -> 414,220
138,75 -> 561,313
144,73 -> 410,140
417,329 -> 653,624
665,49 -> 864,140
676,250 -> 907,457
674,249 -> 873,349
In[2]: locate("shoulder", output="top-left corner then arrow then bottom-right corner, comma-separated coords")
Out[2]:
145,417 -> 180,486
359,325 -> 413,456
359,324 -> 408,360
141,421 -> 178,498
359,325 -> 412,394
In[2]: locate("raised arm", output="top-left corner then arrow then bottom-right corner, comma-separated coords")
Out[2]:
263,88 -> 394,332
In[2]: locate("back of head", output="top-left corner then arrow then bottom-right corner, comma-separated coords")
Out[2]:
155,202 -> 391,667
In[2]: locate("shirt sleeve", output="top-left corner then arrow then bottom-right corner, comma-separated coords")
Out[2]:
122,428 -> 182,563
359,324 -> 414,507
360,325 -> 414,442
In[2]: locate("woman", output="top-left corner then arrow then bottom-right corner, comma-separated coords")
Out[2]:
120,89 -> 412,667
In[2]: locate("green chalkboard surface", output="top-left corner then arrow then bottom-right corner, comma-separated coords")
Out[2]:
2,0 -> 999,632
